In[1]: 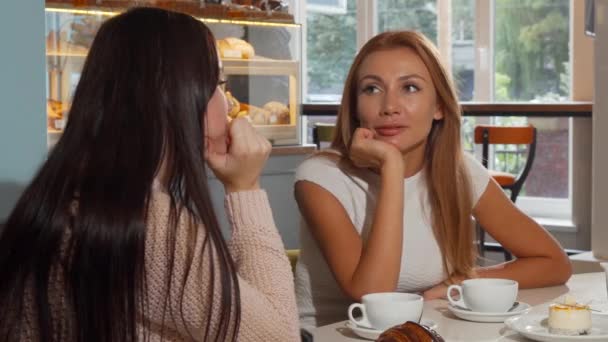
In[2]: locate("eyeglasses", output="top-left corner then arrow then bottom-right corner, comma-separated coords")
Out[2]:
218,79 -> 227,92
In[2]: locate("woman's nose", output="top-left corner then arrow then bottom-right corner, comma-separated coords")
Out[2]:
381,91 -> 400,116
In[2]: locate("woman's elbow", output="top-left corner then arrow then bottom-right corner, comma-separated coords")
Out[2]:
549,253 -> 572,285
342,285 -> 367,302
556,258 -> 573,285
342,282 -> 398,302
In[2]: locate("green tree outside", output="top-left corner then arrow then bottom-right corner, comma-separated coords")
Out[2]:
494,0 -> 570,101
306,1 -> 357,96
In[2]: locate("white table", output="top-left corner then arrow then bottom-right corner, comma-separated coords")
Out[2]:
311,272 -> 608,342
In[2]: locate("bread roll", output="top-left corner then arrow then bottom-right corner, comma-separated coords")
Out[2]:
47,99 -> 66,131
217,37 -> 255,59
247,104 -> 271,125
263,101 -> 290,125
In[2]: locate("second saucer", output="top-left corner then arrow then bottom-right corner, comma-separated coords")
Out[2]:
447,302 -> 532,323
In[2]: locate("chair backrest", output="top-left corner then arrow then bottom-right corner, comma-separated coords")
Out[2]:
473,124 -> 537,194
312,122 -> 336,149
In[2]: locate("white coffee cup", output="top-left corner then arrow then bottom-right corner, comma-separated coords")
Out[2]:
447,278 -> 518,313
347,292 -> 423,331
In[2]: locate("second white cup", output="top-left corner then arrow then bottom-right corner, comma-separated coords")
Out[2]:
447,278 -> 518,313
347,292 -> 423,331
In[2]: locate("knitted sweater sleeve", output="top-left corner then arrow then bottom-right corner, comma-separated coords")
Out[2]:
225,190 -> 299,341
143,189 -> 298,342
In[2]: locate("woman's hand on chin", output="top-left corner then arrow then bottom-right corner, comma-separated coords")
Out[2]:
349,127 -> 403,172
206,117 -> 271,193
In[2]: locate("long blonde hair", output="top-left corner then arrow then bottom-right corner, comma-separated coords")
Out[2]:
331,31 -> 476,281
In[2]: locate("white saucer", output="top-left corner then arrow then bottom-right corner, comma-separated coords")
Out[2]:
447,302 -> 531,323
505,313 -> 608,342
345,320 -> 438,340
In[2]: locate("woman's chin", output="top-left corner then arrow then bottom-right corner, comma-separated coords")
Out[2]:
376,136 -> 404,149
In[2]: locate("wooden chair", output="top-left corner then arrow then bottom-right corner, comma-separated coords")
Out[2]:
474,124 -> 537,261
312,122 -> 336,149
286,249 -> 300,273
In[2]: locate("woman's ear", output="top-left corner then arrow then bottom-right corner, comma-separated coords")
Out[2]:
433,104 -> 444,120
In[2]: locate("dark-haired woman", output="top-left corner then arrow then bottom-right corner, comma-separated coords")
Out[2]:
0,7 -> 298,342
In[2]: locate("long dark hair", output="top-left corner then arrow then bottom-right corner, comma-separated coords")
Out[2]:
0,7 -> 240,341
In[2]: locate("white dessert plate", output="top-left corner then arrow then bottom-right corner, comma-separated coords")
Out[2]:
345,320 -> 438,340
447,302 -> 531,323
589,300 -> 608,316
505,313 -> 608,342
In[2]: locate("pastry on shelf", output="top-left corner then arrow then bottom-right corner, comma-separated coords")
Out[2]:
226,1 -> 294,22
247,104 -> 271,125
236,110 -> 250,119
548,295 -> 592,336
217,37 -> 255,59
47,99 -> 67,131
226,91 -> 241,118
263,101 -> 289,124
226,101 -> 289,125
246,0 -> 289,12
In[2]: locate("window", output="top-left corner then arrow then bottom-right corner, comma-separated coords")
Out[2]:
377,0 -> 437,42
302,0 -> 573,222
452,0 -> 475,101
307,0 -> 348,14
494,0 -> 570,102
488,0 -> 570,218
304,0 -> 357,103
304,0 -> 477,102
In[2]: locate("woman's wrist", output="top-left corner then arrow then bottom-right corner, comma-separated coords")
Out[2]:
380,151 -> 405,175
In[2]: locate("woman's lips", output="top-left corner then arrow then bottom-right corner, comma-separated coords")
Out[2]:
375,126 -> 405,137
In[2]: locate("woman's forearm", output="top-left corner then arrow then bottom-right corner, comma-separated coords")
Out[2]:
349,158 -> 405,298
476,254 -> 572,288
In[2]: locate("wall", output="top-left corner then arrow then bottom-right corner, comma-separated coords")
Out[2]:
591,0 -> 608,259
0,1 -> 47,222
570,0 -> 594,250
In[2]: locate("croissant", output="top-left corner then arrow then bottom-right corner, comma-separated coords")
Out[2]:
376,321 -> 444,342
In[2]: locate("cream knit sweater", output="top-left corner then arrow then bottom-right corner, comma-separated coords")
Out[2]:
19,189 -> 299,341
143,189 -> 299,341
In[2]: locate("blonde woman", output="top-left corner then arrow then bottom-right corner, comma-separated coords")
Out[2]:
293,31 -> 571,330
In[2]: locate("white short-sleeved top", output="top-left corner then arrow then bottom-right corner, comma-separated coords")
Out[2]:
293,152 -> 490,330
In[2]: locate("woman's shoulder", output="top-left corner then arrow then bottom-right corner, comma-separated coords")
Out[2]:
462,152 -> 489,179
461,152 -> 491,205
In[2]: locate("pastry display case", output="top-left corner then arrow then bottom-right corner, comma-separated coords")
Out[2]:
45,0 -> 301,147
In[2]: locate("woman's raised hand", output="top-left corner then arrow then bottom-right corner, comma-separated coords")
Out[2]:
349,127 -> 403,172
206,117 -> 272,193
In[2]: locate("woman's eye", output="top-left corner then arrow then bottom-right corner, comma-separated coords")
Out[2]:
404,84 -> 420,93
362,85 -> 381,94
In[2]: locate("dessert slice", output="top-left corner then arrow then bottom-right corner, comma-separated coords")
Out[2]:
548,295 -> 592,336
